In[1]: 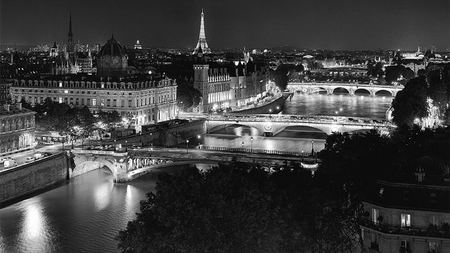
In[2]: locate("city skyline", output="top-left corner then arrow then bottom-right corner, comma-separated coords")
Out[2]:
0,0 -> 449,51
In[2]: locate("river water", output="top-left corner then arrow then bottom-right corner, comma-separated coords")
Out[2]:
0,93 -> 393,253
204,93 -> 393,153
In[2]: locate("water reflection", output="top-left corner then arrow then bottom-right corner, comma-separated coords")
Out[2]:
284,93 -> 392,119
94,179 -> 114,211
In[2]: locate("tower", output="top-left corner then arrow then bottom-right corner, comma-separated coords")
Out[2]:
193,9 -> 211,54
67,14 -> 75,53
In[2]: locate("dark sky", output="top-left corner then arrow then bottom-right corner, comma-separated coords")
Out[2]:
0,0 -> 449,50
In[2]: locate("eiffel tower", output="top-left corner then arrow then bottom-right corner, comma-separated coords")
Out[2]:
193,9 -> 211,54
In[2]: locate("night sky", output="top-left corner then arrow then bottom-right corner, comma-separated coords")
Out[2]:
0,0 -> 449,50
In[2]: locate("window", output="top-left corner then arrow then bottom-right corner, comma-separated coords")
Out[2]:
431,216 -> 438,226
92,99 -> 97,106
400,240 -> 408,252
401,213 -> 411,228
428,242 -> 438,253
64,90 -> 69,94
371,208 -> 379,224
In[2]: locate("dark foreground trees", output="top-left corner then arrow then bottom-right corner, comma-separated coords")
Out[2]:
117,164 -> 360,253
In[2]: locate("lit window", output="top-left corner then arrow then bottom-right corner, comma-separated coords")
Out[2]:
59,81 -> 62,87
92,99 -> 96,106
371,208 -> 379,224
64,90 -> 68,94
401,213 -> 411,227
429,242 -> 438,253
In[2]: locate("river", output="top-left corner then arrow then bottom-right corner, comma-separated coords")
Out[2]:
0,93 -> 393,253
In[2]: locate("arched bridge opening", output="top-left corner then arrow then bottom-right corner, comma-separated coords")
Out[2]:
208,124 -> 262,136
274,125 -> 328,138
333,87 -> 350,95
375,90 -> 393,97
354,88 -> 371,96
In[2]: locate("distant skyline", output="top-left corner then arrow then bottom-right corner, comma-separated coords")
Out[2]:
0,0 -> 449,51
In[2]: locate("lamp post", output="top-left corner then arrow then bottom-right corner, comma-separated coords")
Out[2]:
311,140 -> 315,156
186,139 -> 189,154
250,137 -> 254,153
241,141 -> 244,150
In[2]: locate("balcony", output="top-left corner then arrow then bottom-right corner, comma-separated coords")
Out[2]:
360,218 -> 450,239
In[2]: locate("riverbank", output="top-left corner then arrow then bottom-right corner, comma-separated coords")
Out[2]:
232,92 -> 292,114
0,152 -> 69,207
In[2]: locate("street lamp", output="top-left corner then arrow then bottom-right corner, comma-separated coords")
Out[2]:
241,141 -> 244,149
186,139 -> 189,154
311,140 -> 315,156
250,136 -> 254,153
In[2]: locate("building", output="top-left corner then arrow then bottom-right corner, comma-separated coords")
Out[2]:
97,36 -> 128,77
0,103 -> 35,155
11,37 -> 177,130
193,56 -> 267,111
0,81 -> 12,104
134,40 -> 143,50
360,179 -> 450,253
51,15 -> 94,75
193,10 -> 211,55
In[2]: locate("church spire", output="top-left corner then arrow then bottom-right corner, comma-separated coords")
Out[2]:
193,9 -> 211,55
67,13 -> 75,53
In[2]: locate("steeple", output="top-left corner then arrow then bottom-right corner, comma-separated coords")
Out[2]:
193,9 -> 211,55
67,13 -> 75,53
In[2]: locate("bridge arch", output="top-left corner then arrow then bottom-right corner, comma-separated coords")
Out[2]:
316,87 -> 328,94
274,125 -> 328,138
332,87 -> 350,95
375,90 -> 393,97
72,155 -> 118,178
354,88 -> 371,96
208,123 -> 263,136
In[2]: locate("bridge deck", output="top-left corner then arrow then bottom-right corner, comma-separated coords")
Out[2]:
182,113 -> 394,128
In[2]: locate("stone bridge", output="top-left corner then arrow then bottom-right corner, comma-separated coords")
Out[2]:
69,147 -> 316,183
70,149 -> 178,183
205,113 -> 394,135
286,82 -> 404,97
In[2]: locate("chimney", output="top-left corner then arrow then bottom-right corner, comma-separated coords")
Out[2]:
16,103 -> 22,111
4,104 -> 10,112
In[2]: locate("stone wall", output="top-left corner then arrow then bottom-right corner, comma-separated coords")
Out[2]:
0,152 -> 68,206
232,93 -> 291,114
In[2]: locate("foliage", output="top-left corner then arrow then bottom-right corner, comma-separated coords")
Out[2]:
98,110 -> 122,125
385,65 -> 414,83
30,98 -> 96,137
269,64 -> 304,90
392,76 -> 428,126
117,164 -> 360,253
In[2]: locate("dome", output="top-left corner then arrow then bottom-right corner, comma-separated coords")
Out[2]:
99,36 -> 126,57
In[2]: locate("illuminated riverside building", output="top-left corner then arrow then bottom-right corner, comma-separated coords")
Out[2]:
360,179 -> 450,253
0,103 -> 35,155
193,55 -> 266,112
11,37 -> 177,129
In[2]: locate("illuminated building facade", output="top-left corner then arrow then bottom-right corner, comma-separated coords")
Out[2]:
193,58 -> 266,111
360,180 -> 450,253
0,103 -> 35,155
11,37 -> 177,129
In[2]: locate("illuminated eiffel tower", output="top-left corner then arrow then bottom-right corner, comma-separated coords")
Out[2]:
193,9 -> 211,54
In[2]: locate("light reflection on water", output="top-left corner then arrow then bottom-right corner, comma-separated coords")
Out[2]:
0,93 -> 393,252
205,93 -> 392,153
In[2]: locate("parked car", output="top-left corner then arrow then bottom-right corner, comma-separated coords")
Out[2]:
25,156 -> 35,162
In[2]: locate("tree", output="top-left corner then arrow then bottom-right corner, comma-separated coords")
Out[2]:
391,76 -> 428,126
117,163 -> 361,253
117,165 -> 283,253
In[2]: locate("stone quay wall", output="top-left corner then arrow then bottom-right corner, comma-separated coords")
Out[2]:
0,152 -> 68,206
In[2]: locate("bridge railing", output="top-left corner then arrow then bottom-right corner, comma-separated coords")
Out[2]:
287,81 -> 404,89
200,145 -> 313,157
203,113 -> 393,127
